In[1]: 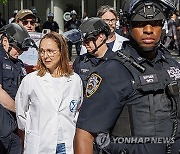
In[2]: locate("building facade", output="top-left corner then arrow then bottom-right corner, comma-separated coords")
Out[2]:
0,0 -> 179,32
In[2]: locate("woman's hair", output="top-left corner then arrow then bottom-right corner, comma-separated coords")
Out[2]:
97,5 -> 117,18
37,32 -> 73,77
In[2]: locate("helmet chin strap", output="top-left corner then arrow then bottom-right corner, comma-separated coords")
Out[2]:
7,46 -> 18,62
90,37 -> 108,55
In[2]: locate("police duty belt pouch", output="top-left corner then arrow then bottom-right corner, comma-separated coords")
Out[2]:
0,104 -> 17,138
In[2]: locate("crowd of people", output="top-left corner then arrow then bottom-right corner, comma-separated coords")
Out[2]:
0,0 -> 180,154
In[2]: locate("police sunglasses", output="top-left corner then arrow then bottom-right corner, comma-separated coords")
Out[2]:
21,20 -> 36,26
83,36 -> 97,44
131,20 -> 164,28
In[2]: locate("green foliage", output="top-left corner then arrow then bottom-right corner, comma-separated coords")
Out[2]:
0,0 -> 7,4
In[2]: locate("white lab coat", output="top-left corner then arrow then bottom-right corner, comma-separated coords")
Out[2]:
111,32 -> 129,52
15,71 -> 83,154
80,32 -> 129,55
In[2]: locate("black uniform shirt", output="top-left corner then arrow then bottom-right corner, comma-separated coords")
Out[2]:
0,45 -> 26,100
73,48 -> 114,89
42,21 -> 59,32
76,43 -> 180,134
76,57 -> 134,133
64,19 -> 81,31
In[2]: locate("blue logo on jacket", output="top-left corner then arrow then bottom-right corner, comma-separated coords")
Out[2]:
69,100 -> 78,113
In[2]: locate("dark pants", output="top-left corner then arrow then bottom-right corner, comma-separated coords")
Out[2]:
67,41 -> 81,60
0,133 -> 21,154
164,36 -> 179,51
177,28 -> 180,53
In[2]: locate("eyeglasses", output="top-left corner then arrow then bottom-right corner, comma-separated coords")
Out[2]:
21,20 -> 36,26
131,20 -> 164,28
39,48 -> 59,57
103,18 -> 116,23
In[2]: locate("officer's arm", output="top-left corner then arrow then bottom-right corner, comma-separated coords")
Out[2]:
74,128 -> 95,154
0,84 -> 15,112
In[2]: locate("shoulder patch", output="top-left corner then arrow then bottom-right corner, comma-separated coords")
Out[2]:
86,73 -> 102,98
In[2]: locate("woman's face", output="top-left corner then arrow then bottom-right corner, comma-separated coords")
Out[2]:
39,38 -> 61,74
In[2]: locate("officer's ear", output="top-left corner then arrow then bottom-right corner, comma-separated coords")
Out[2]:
2,36 -> 10,52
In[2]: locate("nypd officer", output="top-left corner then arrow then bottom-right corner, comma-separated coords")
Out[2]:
74,0 -> 180,154
64,10 -> 81,60
73,17 -> 114,89
0,23 -> 34,153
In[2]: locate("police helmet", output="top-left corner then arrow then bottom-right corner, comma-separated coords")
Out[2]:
48,12 -> 54,17
13,10 -> 18,15
63,29 -> 82,43
122,0 -> 176,22
79,17 -> 110,40
0,23 -> 35,51
70,10 -> 77,16
30,7 -> 37,14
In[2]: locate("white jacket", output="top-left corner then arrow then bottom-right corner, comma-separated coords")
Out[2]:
15,71 -> 83,154
111,32 -> 128,52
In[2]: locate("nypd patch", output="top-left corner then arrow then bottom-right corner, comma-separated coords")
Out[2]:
167,67 -> 180,80
86,73 -> 102,98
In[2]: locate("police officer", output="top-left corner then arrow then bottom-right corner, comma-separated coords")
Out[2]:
42,12 -> 59,33
74,0 -> 180,154
80,6 -> 129,55
73,17 -> 114,89
64,10 -> 82,60
0,23 -> 34,153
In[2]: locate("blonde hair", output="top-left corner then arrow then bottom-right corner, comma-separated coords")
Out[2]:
37,32 -> 73,77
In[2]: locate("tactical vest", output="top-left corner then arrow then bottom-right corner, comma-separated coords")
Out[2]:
111,45 -> 180,138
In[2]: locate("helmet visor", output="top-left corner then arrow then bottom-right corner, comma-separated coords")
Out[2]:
63,29 -> 82,43
14,38 -> 37,51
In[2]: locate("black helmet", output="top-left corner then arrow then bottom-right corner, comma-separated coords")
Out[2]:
79,17 -> 110,40
122,0 -> 176,21
0,23 -> 35,51
13,10 -> 18,15
70,10 -> 77,16
31,7 -> 37,14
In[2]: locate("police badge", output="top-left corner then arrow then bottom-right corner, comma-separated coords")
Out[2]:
86,73 -> 102,97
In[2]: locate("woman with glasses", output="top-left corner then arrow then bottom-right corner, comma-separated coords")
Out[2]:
15,32 -> 83,154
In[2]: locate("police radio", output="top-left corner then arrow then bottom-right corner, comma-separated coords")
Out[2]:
166,81 -> 180,96
116,51 -> 146,73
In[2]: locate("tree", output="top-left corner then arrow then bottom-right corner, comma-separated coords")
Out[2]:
0,0 -> 7,4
